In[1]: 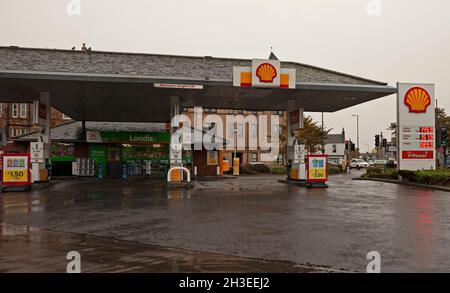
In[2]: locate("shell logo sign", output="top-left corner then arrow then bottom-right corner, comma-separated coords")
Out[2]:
256,63 -> 277,83
233,59 -> 296,89
404,87 -> 431,113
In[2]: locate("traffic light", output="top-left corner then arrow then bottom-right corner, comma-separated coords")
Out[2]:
345,140 -> 349,151
382,138 -> 388,147
442,128 -> 448,147
375,135 -> 380,147
350,141 -> 356,152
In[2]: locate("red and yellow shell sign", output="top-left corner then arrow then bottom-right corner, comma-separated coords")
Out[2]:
404,87 -> 431,113
256,63 -> 277,83
233,59 -> 296,89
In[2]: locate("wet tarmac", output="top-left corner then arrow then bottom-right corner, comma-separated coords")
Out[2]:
1,171 -> 450,272
0,224 -> 328,273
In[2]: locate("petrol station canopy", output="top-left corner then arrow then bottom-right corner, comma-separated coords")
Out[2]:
0,46 -> 397,122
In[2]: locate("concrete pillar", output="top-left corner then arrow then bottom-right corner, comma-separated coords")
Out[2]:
31,92 -> 51,182
169,96 -> 183,181
286,100 -> 306,180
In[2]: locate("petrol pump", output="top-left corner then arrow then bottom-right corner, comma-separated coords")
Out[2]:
287,139 -> 307,181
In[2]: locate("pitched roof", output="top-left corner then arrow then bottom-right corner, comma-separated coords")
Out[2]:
0,46 -> 387,86
324,133 -> 345,144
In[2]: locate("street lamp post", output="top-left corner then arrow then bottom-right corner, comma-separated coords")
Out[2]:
352,114 -> 359,152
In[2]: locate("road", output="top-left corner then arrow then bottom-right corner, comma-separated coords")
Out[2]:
1,171 -> 450,272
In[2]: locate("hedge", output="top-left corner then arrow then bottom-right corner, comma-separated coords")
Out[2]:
241,164 -> 271,174
364,167 -> 398,180
370,169 -> 450,186
269,165 -> 287,175
407,170 -> 450,185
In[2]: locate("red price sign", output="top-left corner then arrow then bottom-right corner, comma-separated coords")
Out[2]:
420,134 -> 434,141
419,127 -> 434,133
419,142 -> 434,149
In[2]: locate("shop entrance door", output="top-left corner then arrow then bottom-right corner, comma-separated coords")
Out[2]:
107,146 -> 122,178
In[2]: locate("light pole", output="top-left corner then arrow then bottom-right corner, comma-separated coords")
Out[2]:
352,114 -> 359,152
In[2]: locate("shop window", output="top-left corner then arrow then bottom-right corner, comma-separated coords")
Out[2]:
11,103 -> 19,118
19,103 -> 27,118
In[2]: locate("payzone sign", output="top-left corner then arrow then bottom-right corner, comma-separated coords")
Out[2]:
397,83 -> 435,171
2,153 -> 31,185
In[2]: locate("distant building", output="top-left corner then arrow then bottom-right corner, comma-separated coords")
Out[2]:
0,102 -> 71,144
182,108 -> 286,165
323,129 -> 346,165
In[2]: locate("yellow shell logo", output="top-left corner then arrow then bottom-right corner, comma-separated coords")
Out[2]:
256,63 -> 277,83
404,87 -> 431,113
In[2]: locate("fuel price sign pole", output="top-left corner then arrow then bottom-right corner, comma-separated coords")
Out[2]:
1,153 -> 31,191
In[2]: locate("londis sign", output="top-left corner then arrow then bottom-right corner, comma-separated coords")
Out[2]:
233,59 -> 296,89
397,83 -> 436,171
1,153 -> 31,185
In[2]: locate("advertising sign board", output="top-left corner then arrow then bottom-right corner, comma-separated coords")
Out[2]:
307,155 -> 328,183
397,83 -> 435,170
2,153 -> 31,185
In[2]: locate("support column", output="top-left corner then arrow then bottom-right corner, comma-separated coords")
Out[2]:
169,97 -> 183,181
286,100 -> 306,181
31,92 -> 51,182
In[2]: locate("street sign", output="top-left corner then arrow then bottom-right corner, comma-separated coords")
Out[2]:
397,83 -> 436,170
293,144 -> 305,164
1,153 -> 31,185
154,83 -> 203,90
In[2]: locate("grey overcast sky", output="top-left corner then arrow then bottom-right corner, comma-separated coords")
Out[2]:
1,0 -> 450,151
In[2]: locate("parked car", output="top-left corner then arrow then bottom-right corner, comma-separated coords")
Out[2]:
350,159 -> 370,169
368,160 -> 375,166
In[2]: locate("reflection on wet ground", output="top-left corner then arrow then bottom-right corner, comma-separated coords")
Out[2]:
0,223 -> 333,273
1,173 -> 450,272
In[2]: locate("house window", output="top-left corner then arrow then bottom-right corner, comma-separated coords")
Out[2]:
203,122 -> 211,130
11,103 -> 19,118
20,103 -> 28,118
237,124 -> 244,137
0,103 -> 2,117
332,144 -> 337,153
251,124 -> 257,138
228,123 -> 235,136
272,125 -> 279,135
10,128 -> 25,137
251,153 -> 258,163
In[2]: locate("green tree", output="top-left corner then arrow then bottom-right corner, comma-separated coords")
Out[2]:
387,122 -> 397,144
294,116 -> 331,153
436,107 -> 450,130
